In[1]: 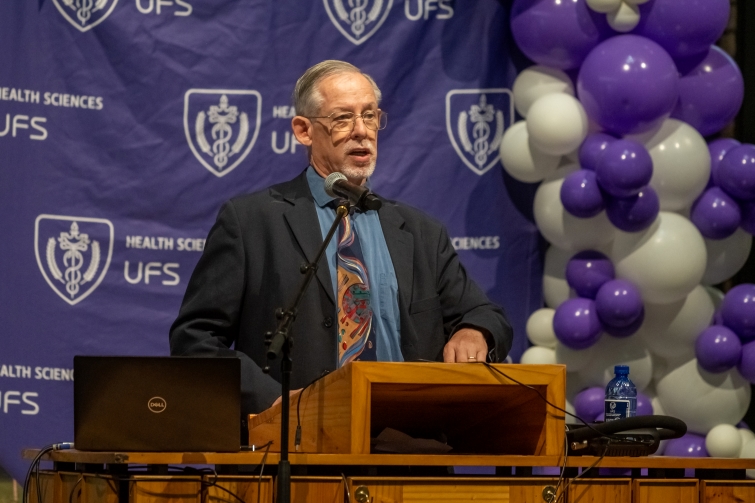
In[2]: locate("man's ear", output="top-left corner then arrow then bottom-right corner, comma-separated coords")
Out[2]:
292,116 -> 313,147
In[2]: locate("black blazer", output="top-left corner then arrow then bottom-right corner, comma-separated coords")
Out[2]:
170,171 -> 512,414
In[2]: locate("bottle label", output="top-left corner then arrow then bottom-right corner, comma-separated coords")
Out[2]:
605,399 -> 635,421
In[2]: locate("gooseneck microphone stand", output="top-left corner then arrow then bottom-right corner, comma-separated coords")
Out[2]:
262,201 -> 351,503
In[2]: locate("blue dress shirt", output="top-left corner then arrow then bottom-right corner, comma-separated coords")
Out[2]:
305,166 -> 403,362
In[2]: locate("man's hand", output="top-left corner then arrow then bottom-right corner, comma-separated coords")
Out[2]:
272,388 -> 303,408
443,328 -> 489,363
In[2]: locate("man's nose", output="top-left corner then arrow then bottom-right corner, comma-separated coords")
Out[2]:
350,116 -> 368,139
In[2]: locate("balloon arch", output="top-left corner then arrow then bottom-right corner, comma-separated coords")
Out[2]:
503,0 -> 755,461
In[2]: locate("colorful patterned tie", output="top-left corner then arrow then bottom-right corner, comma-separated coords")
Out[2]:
336,210 -> 376,367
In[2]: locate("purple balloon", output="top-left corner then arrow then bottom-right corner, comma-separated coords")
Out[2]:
718,145 -> 755,201
579,133 -> 616,171
603,308 -> 644,338
664,433 -> 709,457
634,0 -> 731,60
672,46 -> 744,137
595,412 -> 605,422
553,298 -> 603,350
596,140 -> 653,198
605,186 -> 660,233
577,35 -> 679,135
574,387 -> 605,422
709,138 -> 742,188
510,0 -> 609,70
721,284 -> 755,342
690,187 -> 742,240
561,170 -> 606,218
738,340 -> 755,383
595,279 -> 644,328
636,391 -> 653,416
740,200 -> 755,235
565,250 -> 615,299
696,325 -> 743,373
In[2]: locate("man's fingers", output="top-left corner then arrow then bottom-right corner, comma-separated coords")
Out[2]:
475,349 -> 487,363
443,345 -> 456,363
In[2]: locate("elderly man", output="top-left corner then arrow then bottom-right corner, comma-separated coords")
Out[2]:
170,60 -> 512,415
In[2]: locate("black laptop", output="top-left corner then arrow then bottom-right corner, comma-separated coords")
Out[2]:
74,356 -> 241,452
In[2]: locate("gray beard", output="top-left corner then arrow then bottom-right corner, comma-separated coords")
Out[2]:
340,159 -> 376,182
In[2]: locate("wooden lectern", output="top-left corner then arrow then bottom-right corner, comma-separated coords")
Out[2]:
247,362 -> 566,456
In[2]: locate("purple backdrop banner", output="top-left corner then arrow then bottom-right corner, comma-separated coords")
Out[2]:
0,0 -> 542,480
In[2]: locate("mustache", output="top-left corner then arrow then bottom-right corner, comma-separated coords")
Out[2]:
345,142 -> 375,154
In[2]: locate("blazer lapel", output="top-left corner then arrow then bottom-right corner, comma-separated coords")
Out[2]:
379,203 -> 414,311
279,173 -> 335,304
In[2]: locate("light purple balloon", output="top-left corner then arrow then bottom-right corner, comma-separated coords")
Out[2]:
738,340 -> 755,383
721,284 -> 755,342
565,250 -> 615,299
709,138 -> 741,188
696,325 -> 743,373
634,0 -> 731,60
664,433 -> 709,457
672,46 -> 744,137
595,279 -> 644,328
718,145 -> 755,201
579,133 -> 616,171
577,35 -> 679,135
574,387 -> 605,422
603,308 -> 644,338
596,140 -> 653,198
595,412 -> 605,422
561,169 -> 606,218
690,187 -> 742,240
636,391 -> 653,416
553,298 -> 603,350
510,0 -> 609,70
605,186 -> 660,233
740,200 -> 755,235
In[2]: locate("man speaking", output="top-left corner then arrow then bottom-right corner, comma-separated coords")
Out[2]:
170,60 -> 513,415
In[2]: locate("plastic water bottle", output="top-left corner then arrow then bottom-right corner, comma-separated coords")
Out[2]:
604,365 -> 637,422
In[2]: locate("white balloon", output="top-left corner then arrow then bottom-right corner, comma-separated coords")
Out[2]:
611,212 -> 707,304
627,119 -> 711,211
527,94 -> 589,156
526,308 -> 557,348
607,2 -> 640,32
513,66 -> 575,118
534,171 -> 616,251
635,285 -> 715,359
740,429 -> 755,456
740,439 -> 755,478
657,359 -> 751,435
500,121 -> 561,183
586,0 -> 622,13
651,396 -> 666,416
556,342 -> 595,373
706,424 -> 744,458
520,346 -> 557,365
702,229 -> 753,285
576,335 -> 653,391
543,246 -> 574,308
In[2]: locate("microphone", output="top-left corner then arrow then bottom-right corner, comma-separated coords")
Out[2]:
324,172 -> 382,211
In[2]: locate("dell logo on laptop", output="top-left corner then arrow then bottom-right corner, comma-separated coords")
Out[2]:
148,397 -> 167,413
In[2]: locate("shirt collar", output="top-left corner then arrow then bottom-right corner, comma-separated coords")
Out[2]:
305,165 -> 372,209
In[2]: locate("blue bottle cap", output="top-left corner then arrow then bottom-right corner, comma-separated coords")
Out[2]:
614,365 -> 629,374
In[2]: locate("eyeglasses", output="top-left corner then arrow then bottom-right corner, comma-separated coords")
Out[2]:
307,110 -> 387,132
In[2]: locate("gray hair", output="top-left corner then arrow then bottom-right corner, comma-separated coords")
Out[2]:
293,60 -> 382,117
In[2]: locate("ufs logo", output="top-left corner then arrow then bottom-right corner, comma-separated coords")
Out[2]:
323,0 -> 393,45
184,90 -> 261,178
52,0 -> 119,32
35,215 -> 114,305
446,89 -> 514,176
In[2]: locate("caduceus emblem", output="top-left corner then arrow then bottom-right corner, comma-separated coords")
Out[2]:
324,0 -> 393,45
195,95 -> 250,172
46,221 -> 100,299
458,94 -> 504,170
60,0 -> 108,26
